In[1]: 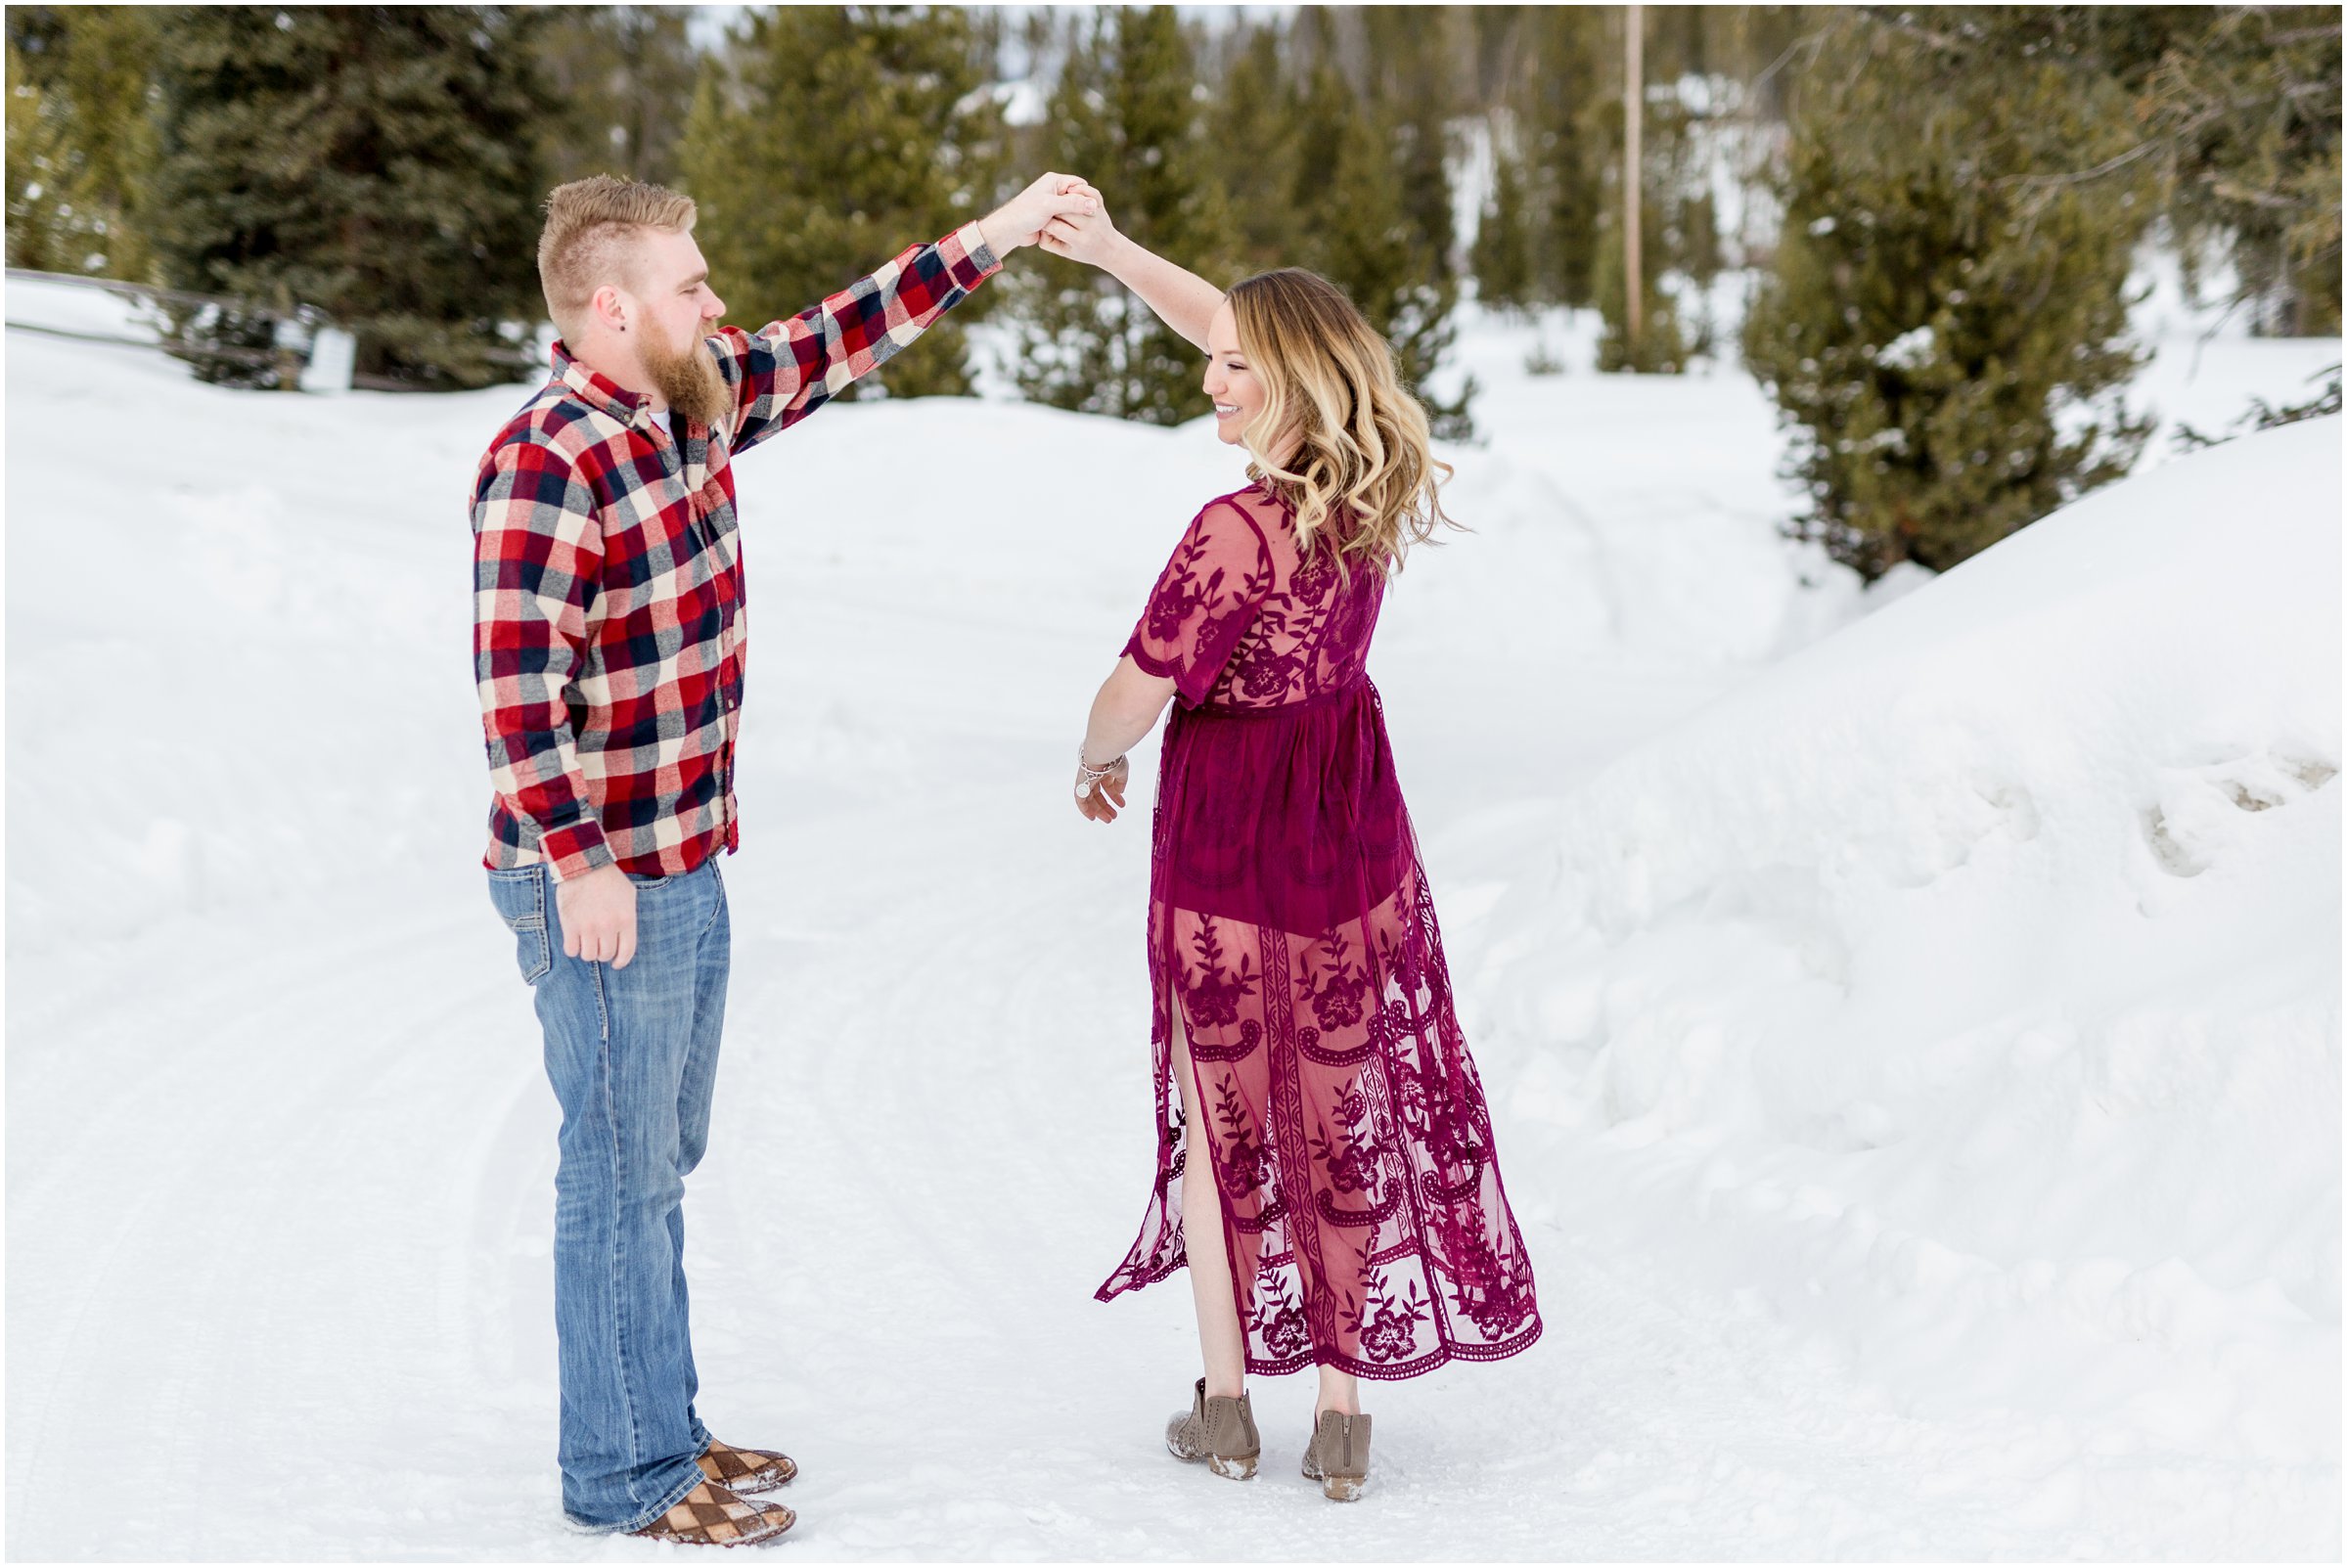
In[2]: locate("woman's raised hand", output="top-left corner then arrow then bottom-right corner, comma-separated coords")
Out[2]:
1039,184 -> 1121,268
979,173 -> 1099,254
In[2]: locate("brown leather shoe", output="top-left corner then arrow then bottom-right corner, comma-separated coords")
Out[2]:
1165,1377 -> 1260,1480
628,1479 -> 795,1546
699,1437 -> 797,1495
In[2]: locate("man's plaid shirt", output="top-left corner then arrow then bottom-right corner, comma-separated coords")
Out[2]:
472,221 -> 1000,882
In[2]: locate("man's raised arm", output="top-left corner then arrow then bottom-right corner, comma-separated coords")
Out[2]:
716,173 -> 1097,453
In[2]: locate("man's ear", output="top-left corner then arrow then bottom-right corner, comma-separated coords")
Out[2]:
590,283 -> 630,336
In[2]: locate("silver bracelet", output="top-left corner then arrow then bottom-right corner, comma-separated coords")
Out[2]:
1075,745 -> 1124,798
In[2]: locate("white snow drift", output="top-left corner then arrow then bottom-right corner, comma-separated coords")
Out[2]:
1464,418 -> 2341,1472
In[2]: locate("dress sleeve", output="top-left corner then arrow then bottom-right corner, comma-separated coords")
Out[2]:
1123,498 -> 1273,707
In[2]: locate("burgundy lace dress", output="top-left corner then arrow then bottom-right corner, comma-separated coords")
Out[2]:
1095,478 -> 1542,1378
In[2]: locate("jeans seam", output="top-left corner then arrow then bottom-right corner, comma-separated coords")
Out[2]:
525,869 -> 552,980
589,955 -> 652,1510
700,863 -> 726,938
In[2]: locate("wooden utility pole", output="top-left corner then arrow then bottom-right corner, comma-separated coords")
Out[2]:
1623,3 -> 1643,362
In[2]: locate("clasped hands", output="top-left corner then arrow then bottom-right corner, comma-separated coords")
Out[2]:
975,170 -> 1124,267
979,172 -> 1107,256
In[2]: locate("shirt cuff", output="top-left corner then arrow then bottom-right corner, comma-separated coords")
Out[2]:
953,219 -> 1003,286
539,820 -> 614,884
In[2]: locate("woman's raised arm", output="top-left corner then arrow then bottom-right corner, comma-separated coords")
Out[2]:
1039,192 -> 1224,353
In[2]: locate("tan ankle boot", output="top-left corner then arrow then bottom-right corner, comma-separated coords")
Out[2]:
1301,1410 -> 1371,1501
1164,1377 -> 1260,1480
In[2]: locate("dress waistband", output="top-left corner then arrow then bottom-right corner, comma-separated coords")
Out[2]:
1193,679 -> 1375,721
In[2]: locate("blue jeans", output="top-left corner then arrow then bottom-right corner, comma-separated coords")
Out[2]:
485,856 -> 730,1532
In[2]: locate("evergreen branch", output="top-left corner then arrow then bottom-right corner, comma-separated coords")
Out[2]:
1744,25 -> 1831,106
1987,129 -> 2182,194
2258,24 -> 2345,47
2207,177 -> 2320,211
1855,7 -> 1973,55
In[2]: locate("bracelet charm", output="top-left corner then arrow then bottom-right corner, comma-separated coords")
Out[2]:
1075,746 -> 1124,799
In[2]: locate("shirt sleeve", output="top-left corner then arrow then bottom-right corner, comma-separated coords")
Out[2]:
471,436 -> 611,883
1122,499 -> 1274,707
712,219 -> 1001,455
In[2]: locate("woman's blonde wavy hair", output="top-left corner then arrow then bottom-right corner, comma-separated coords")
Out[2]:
1227,268 -> 1461,580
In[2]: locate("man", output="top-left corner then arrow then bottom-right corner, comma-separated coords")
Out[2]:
472,171 -> 1096,1546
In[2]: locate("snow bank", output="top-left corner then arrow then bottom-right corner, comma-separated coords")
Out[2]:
1467,417 -> 2342,1460
3,274 -> 164,344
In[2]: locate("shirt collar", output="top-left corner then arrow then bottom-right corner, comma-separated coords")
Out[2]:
550,339 -> 655,427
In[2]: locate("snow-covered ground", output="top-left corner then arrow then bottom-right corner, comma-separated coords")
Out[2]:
5,272 -> 2339,1559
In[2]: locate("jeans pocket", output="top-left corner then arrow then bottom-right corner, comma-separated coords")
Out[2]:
625,870 -> 674,890
485,867 -> 552,985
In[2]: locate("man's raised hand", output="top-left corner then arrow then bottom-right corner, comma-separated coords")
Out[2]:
977,173 -> 1099,256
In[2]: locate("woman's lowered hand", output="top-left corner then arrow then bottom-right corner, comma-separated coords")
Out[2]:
1074,753 -> 1130,823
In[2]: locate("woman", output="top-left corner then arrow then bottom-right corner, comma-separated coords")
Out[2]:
1041,202 -> 1542,1501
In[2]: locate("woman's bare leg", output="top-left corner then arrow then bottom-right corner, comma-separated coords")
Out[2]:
1170,995 -> 1248,1399
1316,1364 -> 1361,1419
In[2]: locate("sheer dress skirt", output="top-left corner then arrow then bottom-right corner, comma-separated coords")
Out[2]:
1096,679 -> 1543,1378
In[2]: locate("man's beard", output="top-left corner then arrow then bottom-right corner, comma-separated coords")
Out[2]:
640,320 -> 730,427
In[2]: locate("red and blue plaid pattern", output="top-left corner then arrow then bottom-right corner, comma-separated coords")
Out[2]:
472,220 -> 1000,881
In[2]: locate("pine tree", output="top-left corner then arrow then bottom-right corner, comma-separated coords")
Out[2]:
1593,193 -> 1695,374
1593,69 -> 1711,380
533,5 -> 700,190
146,6 -> 554,389
1513,4 -> 1610,308
1470,138 -> 1537,313
1990,5 -> 2341,337
1560,5 -> 1726,374
679,5 -> 1007,399
4,7 -> 160,281
1840,8 -> 2339,337
2144,7 -> 2340,336
1741,10 -> 2158,582
1490,4 -> 1762,338
1354,6 -> 1465,282
1206,18 -> 1304,274
1289,52 -> 1475,439
1009,6 -> 1237,426
6,38 -> 83,273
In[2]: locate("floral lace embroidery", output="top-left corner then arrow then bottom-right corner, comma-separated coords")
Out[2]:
1097,481 -> 1542,1378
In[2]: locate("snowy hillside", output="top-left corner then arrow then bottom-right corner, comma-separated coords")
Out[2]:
1461,415 -> 2341,1466
5,285 -> 2339,1560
